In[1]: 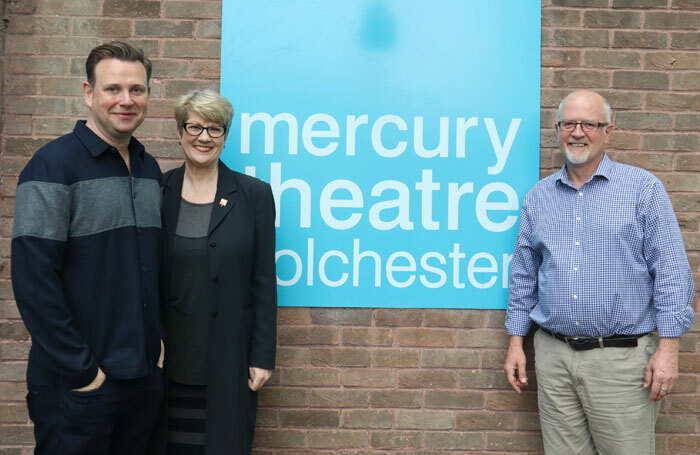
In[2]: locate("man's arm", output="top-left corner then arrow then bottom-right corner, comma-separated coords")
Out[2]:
503,198 -> 540,393
11,156 -> 99,389
504,335 -> 528,393
640,179 -> 694,400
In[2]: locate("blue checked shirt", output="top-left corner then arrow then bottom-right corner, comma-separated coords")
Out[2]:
506,154 -> 694,338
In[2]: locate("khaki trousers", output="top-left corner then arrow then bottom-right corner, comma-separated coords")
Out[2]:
534,329 -> 661,455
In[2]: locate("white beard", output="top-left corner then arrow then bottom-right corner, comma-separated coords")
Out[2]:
565,145 -> 590,165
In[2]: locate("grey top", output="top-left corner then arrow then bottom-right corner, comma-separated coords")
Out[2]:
166,199 -> 214,385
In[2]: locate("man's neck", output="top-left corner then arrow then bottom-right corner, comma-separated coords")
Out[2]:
565,157 -> 603,189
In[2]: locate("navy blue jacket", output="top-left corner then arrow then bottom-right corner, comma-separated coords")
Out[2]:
11,121 -> 163,389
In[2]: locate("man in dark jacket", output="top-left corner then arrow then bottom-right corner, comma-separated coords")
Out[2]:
11,41 -> 164,454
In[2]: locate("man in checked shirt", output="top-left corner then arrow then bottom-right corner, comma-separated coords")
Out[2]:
503,90 -> 695,455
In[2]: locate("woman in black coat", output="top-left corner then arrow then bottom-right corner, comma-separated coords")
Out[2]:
160,89 -> 277,454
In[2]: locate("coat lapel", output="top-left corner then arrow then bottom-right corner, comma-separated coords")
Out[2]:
208,160 -> 239,235
162,164 -> 185,246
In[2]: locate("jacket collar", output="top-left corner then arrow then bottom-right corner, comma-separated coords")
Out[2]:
163,160 -> 239,236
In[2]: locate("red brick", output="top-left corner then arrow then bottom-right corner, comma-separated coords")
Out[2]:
613,71 -> 669,90
307,430 -> 368,449
552,70 -> 609,89
8,16 -> 69,34
487,432 -> 544,451
342,328 -> 392,346
374,309 -> 423,327
0,382 -> 28,401
0,362 -> 27,381
344,368 -> 395,388
258,387 -> 307,407
255,408 -> 278,427
370,390 -> 422,408
0,405 -> 27,424
673,0 -> 700,10
7,56 -> 67,76
309,389 -> 369,408
614,31 -> 667,48
164,1 -> 222,19
655,173 -> 699,193
585,50 -> 640,68
103,0 -> 161,18
253,429 -> 306,448
398,370 -> 457,388
425,390 -> 484,409
0,342 -> 31,361
607,132 -> 642,151
279,409 -> 339,427
456,411 -> 513,430
671,193 -> 700,212
39,37 -> 98,55
197,21 -> 221,39
275,347 -> 310,367
646,52 -> 700,70
648,93 -> 700,111
615,152 -> 672,171
672,32 -> 700,50
669,435 -> 700,453
656,414 -> 696,433
460,370 -> 511,389
342,410 -> 393,429
553,0 -> 607,7
456,329 -> 509,348
615,112 -> 671,131
396,411 -> 453,430
191,61 -> 221,79
514,412 -> 542,431
424,309 -> 485,328
673,72 -> 700,91
283,368 -> 341,386
372,349 -> 420,368
6,0 -> 38,13
0,425 -> 35,445
72,18 -> 131,37
553,30 -> 609,47
486,391 -> 539,411
542,50 -> 581,67
310,308 -> 372,326
613,0 -> 668,6
370,431 -> 422,449
6,35 -> 39,54
4,138 -> 52,156
584,10 -> 642,28
0,323 -> 28,341
643,135 -> 698,152
645,12 -> 700,29
135,20 -> 194,37
397,328 -> 453,347
420,350 -> 479,369
676,154 -> 700,171
35,117 -> 79,136
278,327 -> 339,346
485,310 -> 506,328
277,307 -> 311,325
481,350 -> 508,369
164,40 -> 220,58
424,432 -> 484,450
311,348 -> 370,367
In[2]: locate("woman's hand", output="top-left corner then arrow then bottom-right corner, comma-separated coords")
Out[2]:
248,367 -> 272,391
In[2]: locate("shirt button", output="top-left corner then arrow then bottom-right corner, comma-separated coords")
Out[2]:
142,266 -> 147,273
575,241 -> 580,246
576,216 -> 581,221
574,267 -> 579,271
573,294 -> 578,299
575,322 -> 580,326
212,312 -> 218,318
578,192 -> 583,196
213,276 -> 219,282
209,241 -> 216,247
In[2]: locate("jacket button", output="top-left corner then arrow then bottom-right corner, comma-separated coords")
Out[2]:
209,241 -> 216,247
213,276 -> 219,282
212,312 -> 218,318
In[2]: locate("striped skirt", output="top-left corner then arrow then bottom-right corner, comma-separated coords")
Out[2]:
167,380 -> 207,455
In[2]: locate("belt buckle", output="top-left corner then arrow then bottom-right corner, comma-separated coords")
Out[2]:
564,336 -> 591,350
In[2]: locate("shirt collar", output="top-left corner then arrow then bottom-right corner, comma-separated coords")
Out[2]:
556,153 -> 613,188
73,120 -> 145,160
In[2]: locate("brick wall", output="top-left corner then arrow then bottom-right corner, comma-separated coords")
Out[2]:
0,1 -> 698,453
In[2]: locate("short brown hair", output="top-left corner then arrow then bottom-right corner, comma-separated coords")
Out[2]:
85,41 -> 152,87
174,90 -> 235,133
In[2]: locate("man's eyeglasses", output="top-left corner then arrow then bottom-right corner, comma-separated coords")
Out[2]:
183,123 -> 226,138
557,121 -> 608,132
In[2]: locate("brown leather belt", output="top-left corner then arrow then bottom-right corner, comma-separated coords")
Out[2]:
540,327 -> 650,351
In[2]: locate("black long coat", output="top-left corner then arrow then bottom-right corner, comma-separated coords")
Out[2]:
161,161 -> 277,454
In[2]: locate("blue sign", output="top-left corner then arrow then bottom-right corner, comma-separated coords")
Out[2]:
221,0 -> 541,308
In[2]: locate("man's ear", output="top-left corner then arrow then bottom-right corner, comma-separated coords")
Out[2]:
83,81 -> 93,109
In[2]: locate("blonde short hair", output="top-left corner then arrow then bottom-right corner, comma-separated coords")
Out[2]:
173,89 -> 234,132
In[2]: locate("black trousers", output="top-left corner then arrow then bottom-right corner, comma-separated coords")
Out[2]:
26,368 -> 164,455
